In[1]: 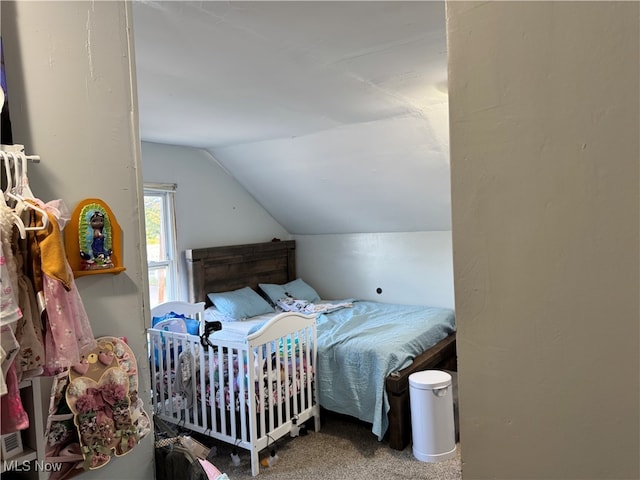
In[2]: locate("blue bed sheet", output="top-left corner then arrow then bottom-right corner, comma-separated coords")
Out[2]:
315,300 -> 455,440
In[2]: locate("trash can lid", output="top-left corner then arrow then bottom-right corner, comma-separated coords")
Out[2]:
409,370 -> 452,390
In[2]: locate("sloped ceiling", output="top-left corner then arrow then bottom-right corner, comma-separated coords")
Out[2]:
132,1 -> 450,234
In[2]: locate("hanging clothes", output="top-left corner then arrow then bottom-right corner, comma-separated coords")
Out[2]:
0,196 -> 22,326
14,241 -> 45,380
0,199 -> 29,434
1,149 -> 115,448
0,324 -> 19,396
25,200 -> 96,373
0,196 -> 22,397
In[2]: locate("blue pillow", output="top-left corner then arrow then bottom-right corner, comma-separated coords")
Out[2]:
259,278 -> 321,304
207,287 -> 275,320
152,312 -> 199,335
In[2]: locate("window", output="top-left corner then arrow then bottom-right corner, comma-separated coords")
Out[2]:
144,183 -> 178,308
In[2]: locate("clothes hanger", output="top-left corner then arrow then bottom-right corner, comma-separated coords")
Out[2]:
12,151 -> 22,196
2,150 -> 15,205
0,151 -> 27,239
7,197 -> 27,239
3,151 -> 49,231
10,153 -> 22,195
15,152 -> 36,200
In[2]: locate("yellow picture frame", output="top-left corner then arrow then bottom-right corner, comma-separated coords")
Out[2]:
65,198 -> 126,277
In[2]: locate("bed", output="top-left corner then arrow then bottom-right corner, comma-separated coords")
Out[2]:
147,301 -> 319,476
184,240 -> 457,450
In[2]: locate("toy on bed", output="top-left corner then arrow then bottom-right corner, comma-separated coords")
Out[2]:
147,299 -> 319,476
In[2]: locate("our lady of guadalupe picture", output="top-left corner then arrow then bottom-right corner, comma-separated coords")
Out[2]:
79,202 -> 114,270
65,198 -> 126,277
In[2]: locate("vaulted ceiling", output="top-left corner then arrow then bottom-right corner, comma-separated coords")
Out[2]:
132,1 -> 450,234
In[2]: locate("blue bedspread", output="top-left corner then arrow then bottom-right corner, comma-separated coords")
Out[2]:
315,300 -> 455,440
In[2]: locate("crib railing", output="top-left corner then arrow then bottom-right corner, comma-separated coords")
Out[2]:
147,315 -> 318,475
247,327 -> 316,441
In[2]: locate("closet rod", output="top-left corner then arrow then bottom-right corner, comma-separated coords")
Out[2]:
0,143 -> 41,162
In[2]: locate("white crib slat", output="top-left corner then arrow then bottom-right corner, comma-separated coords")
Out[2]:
181,337 -> 190,420
300,328 -> 308,410
274,341 -> 281,428
166,334 -> 175,417
177,336 -> 184,419
198,340 -> 208,431
288,335 -> 293,420
274,342 -> 282,428
267,341 -> 275,434
185,336 -> 195,428
157,333 -> 167,415
247,343 -> 260,477
174,335 -> 181,419
304,327 -> 311,409
216,345 -> 227,435
149,333 -> 160,413
292,330 -> 301,414
283,334 -> 291,422
302,328 -> 308,409
308,326 -> 314,409
299,330 -> 305,410
237,346 -> 248,443
257,344 -> 267,438
189,338 -> 198,424
207,343 -> 217,433
228,346 -> 238,440
247,344 -> 258,446
305,326 -> 312,409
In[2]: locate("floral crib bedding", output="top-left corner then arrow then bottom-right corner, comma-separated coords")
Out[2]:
154,344 -> 314,416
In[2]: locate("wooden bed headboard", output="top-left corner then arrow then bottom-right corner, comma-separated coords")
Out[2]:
185,240 -> 296,306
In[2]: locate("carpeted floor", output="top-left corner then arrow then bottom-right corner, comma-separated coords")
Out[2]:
200,412 -> 462,480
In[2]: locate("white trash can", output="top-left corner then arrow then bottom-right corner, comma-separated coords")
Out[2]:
409,370 -> 456,462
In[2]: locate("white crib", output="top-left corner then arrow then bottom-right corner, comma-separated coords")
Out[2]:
148,310 -> 320,476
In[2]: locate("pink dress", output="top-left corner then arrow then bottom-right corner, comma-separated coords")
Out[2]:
0,362 -> 29,434
27,201 -> 96,372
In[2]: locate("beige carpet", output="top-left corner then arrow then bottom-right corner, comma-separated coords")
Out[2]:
203,412 -> 462,480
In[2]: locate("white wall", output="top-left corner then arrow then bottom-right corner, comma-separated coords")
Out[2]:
2,1 -> 154,479
211,112 -> 452,235
447,2 -> 639,479
140,143 -> 455,309
142,142 -> 453,308
141,141 -> 291,299
295,232 -> 454,308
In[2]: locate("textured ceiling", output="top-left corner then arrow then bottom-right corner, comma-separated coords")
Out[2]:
132,1 -> 451,234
